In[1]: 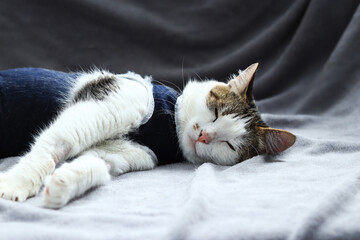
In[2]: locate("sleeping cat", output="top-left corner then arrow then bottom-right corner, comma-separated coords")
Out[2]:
0,63 -> 295,208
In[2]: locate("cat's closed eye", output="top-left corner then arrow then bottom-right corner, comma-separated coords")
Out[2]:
224,141 -> 236,151
213,108 -> 219,122
176,63 -> 296,166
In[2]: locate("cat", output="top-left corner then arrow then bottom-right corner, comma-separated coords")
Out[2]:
0,63 -> 295,208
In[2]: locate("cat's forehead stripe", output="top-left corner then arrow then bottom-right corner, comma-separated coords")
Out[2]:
207,84 -> 244,114
210,85 -> 231,96
207,85 -> 232,106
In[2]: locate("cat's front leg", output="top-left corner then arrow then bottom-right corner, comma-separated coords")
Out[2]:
0,100 -> 142,202
0,101 -> 146,202
0,151 -> 56,201
0,133 -> 72,201
43,139 -> 157,208
42,155 -> 110,208
0,71 -> 152,202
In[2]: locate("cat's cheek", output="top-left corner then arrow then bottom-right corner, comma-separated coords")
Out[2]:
195,143 -> 239,165
178,131 -> 191,153
183,134 -> 198,157
193,143 -> 208,158
188,136 -> 196,153
181,124 -> 196,150
179,132 -> 204,163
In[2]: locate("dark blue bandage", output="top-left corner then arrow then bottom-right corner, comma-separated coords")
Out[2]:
0,68 -> 182,164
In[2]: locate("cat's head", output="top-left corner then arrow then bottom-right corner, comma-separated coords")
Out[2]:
175,63 -> 296,165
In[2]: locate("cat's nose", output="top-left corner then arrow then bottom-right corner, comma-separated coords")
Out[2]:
197,130 -> 211,144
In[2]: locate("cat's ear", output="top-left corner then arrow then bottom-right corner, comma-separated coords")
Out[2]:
258,127 -> 296,154
228,63 -> 259,98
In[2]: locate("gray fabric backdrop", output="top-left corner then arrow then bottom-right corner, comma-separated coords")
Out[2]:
0,1 -> 359,240
0,0 -> 358,115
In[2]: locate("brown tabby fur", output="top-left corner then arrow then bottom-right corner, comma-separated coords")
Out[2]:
206,82 -> 270,162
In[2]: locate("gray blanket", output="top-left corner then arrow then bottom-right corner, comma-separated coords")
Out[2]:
1,0 -> 360,239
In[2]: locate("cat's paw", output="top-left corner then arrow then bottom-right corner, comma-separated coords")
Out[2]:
0,172 -> 37,202
43,172 -> 74,209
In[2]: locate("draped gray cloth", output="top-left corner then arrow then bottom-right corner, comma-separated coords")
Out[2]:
0,1 -> 359,239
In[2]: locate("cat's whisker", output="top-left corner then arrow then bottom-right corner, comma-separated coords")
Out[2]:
0,63 -> 298,209
153,98 -> 177,108
157,111 -> 175,117
248,143 -> 260,157
153,92 -> 177,100
154,91 -> 178,99
181,57 -> 186,90
193,71 -> 204,82
236,142 -> 248,161
152,79 -> 183,94
246,145 -> 250,160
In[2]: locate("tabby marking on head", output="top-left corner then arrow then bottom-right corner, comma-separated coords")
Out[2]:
175,63 -> 296,165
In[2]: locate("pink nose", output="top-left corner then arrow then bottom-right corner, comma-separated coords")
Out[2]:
196,130 -> 211,144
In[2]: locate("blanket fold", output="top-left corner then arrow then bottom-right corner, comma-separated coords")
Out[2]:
0,0 -> 359,239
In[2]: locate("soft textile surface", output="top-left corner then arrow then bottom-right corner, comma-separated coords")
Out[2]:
1,0 -> 360,239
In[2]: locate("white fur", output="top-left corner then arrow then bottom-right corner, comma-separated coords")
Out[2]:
175,80 -> 247,165
0,70 -> 250,207
43,139 -> 156,208
43,155 -> 110,208
0,71 -> 156,206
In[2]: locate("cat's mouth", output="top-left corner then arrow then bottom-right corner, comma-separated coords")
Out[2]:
187,134 -> 207,158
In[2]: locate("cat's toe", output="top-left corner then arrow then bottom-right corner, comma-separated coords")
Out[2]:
0,174 -> 33,202
43,174 -> 71,209
0,185 -> 29,202
43,191 -> 69,209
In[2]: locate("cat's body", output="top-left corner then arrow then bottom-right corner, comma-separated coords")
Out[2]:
0,63 -> 295,208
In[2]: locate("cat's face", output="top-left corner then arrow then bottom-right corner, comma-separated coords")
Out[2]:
175,63 -> 296,165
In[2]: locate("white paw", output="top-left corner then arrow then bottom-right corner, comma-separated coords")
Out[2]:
0,154 -> 55,203
0,172 -> 39,202
43,172 -> 74,209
